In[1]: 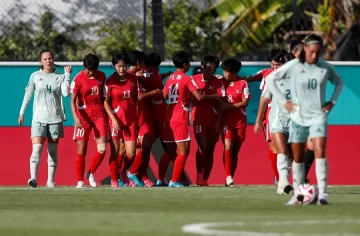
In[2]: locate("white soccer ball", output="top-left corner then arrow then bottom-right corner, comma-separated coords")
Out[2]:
295,183 -> 319,205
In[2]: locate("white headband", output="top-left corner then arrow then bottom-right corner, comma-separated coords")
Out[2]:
305,40 -> 322,45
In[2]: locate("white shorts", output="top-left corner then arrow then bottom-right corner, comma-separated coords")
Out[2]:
269,107 -> 290,135
31,120 -> 64,139
288,120 -> 327,143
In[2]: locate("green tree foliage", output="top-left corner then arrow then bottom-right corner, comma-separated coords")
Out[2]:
209,0 -> 303,54
163,0 -> 223,60
92,18 -> 143,60
0,11 -> 84,61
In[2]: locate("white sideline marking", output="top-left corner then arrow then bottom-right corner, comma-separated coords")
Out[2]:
182,219 -> 360,236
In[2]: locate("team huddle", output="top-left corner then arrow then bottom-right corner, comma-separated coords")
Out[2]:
18,33 -> 343,205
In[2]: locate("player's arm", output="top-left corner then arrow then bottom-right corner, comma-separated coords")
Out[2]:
69,78 -> 82,128
254,88 -> 271,135
18,74 -> 36,126
138,89 -> 163,101
60,65 -> 72,97
103,85 -> 120,131
324,63 -> 344,112
70,93 -> 81,128
137,79 -> 162,101
189,77 -> 221,102
192,90 -> 221,102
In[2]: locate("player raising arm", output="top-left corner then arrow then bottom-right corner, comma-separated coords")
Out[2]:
104,53 -> 138,188
266,34 -> 343,205
218,58 -> 250,187
162,51 -> 221,187
18,49 -> 71,188
70,54 -> 107,188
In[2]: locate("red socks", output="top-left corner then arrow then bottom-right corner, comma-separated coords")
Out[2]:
224,150 -> 232,177
203,153 -> 214,181
130,150 -> 143,174
109,153 -> 118,181
268,149 -> 279,181
76,153 -> 85,182
196,149 -> 204,174
117,154 -> 124,172
171,154 -> 187,182
90,152 -> 105,174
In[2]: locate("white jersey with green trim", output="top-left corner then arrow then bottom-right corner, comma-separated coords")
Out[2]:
266,58 -> 343,126
20,69 -> 71,124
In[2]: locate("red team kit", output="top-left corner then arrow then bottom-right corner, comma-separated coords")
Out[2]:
69,52 -> 259,188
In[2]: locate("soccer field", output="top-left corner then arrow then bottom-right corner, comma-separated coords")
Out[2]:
0,186 -> 360,236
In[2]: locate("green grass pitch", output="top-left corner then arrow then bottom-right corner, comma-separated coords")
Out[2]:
0,186 -> 359,236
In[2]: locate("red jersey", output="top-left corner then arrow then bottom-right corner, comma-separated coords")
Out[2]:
139,72 -> 166,122
104,72 -> 138,126
191,74 -> 225,126
222,79 -> 251,128
253,67 -> 271,84
259,68 -> 274,91
260,68 -> 274,124
163,71 -> 197,124
70,70 -> 107,122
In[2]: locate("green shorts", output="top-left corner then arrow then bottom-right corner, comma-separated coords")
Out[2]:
288,120 -> 327,143
31,120 -> 64,139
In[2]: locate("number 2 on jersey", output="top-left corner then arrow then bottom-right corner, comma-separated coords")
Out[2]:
285,89 -> 291,100
168,83 -> 179,104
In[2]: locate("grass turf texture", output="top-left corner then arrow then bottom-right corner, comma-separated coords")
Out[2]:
0,186 -> 359,236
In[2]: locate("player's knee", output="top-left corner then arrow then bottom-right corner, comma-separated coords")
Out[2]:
97,143 -> 106,154
47,143 -> 58,157
31,143 -> 44,156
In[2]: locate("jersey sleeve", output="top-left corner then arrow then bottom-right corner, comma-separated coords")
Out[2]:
19,73 -> 36,115
326,62 -> 344,103
186,76 -> 198,92
60,72 -> 71,97
261,85 -> 272,99
70,75 -> 81,94
242,81 -> 251,99
163,76 -> 171,99
103,78 -> 110,98
252,69 -> 266,82
259,78 -> 265,90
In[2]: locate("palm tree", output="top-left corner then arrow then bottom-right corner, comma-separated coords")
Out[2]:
209,0 -> 303,54
151,0 -> 165,59
305,0 -> 360,60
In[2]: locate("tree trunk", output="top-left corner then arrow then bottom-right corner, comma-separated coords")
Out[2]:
324,0 -> 338,60
151,0 -> 165,60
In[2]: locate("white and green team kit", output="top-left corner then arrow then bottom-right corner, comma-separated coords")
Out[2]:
20,69 -> 70,138
262,76 -> 291,135
266,58 -> 343,143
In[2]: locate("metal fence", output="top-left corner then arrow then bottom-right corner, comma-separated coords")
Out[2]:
0,0 -> 359,61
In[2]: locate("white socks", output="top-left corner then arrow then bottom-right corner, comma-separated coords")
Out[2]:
277,153 -> 290,186
30,144 -> 44,179
47,143 -> 58,183
292,161 -> 305,191
316,158 -> 328,195
29,143 -> 59,183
